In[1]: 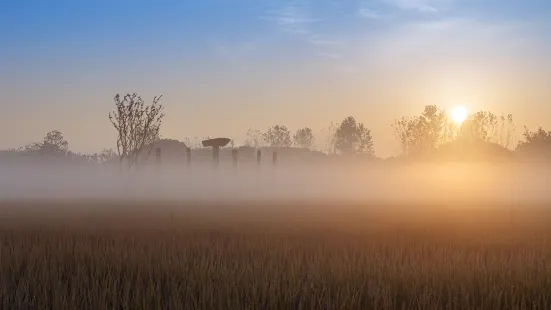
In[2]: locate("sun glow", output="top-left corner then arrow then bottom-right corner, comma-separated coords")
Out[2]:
450,106 -> 468,124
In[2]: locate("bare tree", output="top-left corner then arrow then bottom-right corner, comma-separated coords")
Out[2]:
293,127 -> 315,149
334,116 -> 374,156
263,125 -> 292,148
109,93 -> 164,171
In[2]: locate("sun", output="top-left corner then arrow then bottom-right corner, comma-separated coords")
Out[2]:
450,106 -> 468,124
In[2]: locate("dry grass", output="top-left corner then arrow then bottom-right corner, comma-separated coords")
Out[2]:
1,200 -> 550,309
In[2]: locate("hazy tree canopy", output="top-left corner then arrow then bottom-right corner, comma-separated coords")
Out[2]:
417,105 -> 448,153
293,127 -> 315,149
461,111 -> 496,142
460,112 -> 515,148
393,106 -> 517,158
23,142 -> 43,153
334,117 -> 374,156
182,137 -> 207,149
393,116 -> 421,156
21,130 -> 69,156
392,106 -> 447,156
42,130 -> 69,155
522,127 -> 551,144
516,126 -> 551,158
320,121 -> 338,155
263,125 -> 292,148
244,129 -> 265,148
109,93 -> 164,170
98,148 -> 117,163
181,136 -> 213,150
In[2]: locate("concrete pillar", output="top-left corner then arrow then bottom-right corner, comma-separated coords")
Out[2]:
185,147 -> 191,168
213,146 -> 220,169
155,148 -> 161,172
272,151 -> 278,167
232,149 -> 238,169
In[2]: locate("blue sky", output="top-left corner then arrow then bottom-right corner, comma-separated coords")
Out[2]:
1,0 -> 550,156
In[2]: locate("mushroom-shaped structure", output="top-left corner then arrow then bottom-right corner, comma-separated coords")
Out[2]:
202,138 -> 231,168
202,138 -> 231,148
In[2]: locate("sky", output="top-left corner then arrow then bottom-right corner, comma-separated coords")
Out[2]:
1,0 -> 550,157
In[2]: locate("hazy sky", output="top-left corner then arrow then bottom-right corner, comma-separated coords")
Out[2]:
1,0 -> 550,157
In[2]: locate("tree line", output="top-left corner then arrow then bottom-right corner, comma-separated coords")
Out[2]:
392,106 -> 518,157
3,93 -> 551,169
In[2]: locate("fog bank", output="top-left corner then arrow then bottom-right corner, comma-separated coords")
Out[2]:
1,161 -> 549,206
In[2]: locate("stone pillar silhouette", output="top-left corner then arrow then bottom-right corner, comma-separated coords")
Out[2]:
272,151 -> 278,167
213,147 -> 220,169
232,149 -> 238,170
256,149 -> 262,167
202,138 -> 231,170
155,148 -> 161,173
185,147 -> 191,168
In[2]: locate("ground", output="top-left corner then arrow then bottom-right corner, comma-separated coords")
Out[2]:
0,200 -> 550,309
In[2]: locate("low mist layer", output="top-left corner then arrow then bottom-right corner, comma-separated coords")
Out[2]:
1,162 -> 549,206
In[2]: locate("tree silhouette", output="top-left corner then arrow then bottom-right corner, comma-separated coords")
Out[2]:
460,112 -> 515,148
23,142 -> 43,153
392,117 -> 417,156
263,125 -> 292,148
98,148 -> 117,163
322,121 -> 338,155
461,111 -> 496,142
522,127 -> 551,144
502,114 -> 516,149
182,136 -> 208,149
516,126 -> 551,159
392,105 -> 447,156
293,127 -> 315,149
22,130 -> 69,156
109,93 -> 164,171
334,117 -> 374,156
42,130 -> 69,155
244,129 -> 265,148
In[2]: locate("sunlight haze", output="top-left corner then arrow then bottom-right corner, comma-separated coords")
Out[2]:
451,106 -> 468,124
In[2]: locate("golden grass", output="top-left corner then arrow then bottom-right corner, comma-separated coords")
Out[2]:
0,200 -> 550,309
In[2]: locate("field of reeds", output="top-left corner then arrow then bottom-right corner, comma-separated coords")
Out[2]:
0,200 -> 550,309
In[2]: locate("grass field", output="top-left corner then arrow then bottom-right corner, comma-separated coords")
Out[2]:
1,200 -> 550,309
